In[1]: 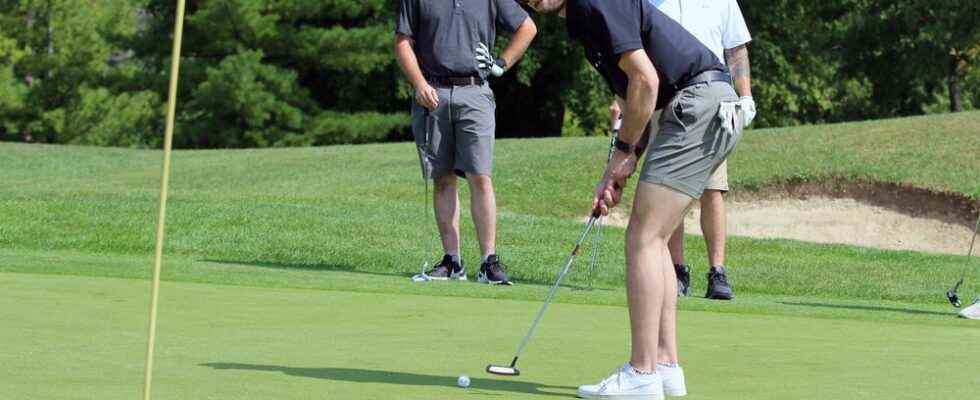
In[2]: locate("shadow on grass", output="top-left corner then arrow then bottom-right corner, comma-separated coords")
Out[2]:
200,363 -> 575,397
200,259 -> 411,279
780,301 -> 952,317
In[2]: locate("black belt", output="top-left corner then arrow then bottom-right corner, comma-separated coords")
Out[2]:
677,70 -> 732,90
427,75 -> 485,86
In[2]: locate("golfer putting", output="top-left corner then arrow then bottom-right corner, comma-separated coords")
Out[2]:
610,0 -> 756,300
394,0 -> 537,285
525,0 -> 745,397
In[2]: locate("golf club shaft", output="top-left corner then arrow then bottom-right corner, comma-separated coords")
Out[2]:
587,123 -> 619,289
511,215 -> 600,363
587,216 -> 604,289
956,214 -> 980,282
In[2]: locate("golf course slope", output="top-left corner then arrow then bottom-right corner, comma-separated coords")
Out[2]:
1,111 -> 979,399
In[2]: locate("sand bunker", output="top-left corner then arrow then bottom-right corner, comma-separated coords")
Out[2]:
598,181 -> 979,256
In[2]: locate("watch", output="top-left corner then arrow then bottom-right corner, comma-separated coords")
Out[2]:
613,138 -> 643,157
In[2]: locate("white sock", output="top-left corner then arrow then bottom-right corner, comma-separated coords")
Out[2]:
447,253 -> 461,264
629,364 -> 655,375
657,362 -> 679,369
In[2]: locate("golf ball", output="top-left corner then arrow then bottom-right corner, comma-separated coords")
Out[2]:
457,375 -> 470,388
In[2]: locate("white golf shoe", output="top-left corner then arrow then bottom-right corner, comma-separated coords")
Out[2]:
959,298 -> 980,320
656,364 -> 687,397
577,363 -> 664,399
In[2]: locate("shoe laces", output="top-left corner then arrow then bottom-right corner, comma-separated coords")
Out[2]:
598,365 -> 628,391
710,271 -> 729,285
485,259 -> 506,274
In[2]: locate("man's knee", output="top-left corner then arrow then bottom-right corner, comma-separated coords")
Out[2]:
466,173 -> 494,193
434,175 -> 457,193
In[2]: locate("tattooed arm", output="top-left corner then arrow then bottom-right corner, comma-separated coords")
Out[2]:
724,44 -> 752,97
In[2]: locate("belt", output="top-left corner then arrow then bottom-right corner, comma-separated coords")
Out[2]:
677,70 -> 732,90
427,75 -> 485,86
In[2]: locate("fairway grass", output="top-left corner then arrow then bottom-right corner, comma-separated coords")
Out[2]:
2,272 -> 978,400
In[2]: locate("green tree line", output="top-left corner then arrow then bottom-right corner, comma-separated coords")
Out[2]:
0,0 -> 978,148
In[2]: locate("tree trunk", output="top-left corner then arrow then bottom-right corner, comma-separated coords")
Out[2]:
949,56 -> 961,113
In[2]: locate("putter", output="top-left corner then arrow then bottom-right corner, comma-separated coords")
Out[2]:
412,111 -> 436,282
947,213 -> 980,307
487,213 -> 601,376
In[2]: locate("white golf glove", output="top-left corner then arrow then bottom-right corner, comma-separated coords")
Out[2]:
475,42 -> 506,77
738,96 -> 756,128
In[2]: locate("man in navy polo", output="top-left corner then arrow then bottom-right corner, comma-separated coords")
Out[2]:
524,0 -> 744,398
394,1 -> 537,285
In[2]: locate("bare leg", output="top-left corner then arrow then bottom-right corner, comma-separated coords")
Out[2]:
657,241 -> 680,364
700,189 -> 726,267
466,173 -> 496,258
668,221 -> 685,265
434,174 -> 460,255
626,182 -> 694,371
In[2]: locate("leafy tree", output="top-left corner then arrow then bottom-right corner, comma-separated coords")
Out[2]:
0,0 -> 157,145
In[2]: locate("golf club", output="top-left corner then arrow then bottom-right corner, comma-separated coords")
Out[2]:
946,213 -> 980,307
412,112 -> 436,282
487,213 -> 601,376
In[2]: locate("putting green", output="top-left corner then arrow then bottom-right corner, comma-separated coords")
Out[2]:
1,272 -> 978,399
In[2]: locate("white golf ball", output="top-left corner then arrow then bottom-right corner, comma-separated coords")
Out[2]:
457,375 -> 470,388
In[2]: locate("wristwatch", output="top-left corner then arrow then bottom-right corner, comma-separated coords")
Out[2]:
614,138 -> 644,157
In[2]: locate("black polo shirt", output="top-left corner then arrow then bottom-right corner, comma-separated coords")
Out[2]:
396,0 -> 529,79
566,0 -> 726,110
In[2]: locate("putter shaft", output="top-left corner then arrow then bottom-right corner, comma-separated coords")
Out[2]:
510,215 -> 599,362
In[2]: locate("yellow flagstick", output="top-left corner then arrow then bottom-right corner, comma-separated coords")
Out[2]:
143,1 -> 186,399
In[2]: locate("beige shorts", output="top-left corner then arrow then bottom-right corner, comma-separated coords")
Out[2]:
705,160 -> 729,192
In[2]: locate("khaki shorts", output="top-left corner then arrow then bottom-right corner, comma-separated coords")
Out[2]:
638,81 -> 742,198
412,83 -> 496,179
705,160 -> 729,192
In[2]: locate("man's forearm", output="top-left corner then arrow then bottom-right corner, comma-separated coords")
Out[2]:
724,44 -> 752,97
394,35 -> 427,87
499,17 -> 537,67
620,77 -> 657,146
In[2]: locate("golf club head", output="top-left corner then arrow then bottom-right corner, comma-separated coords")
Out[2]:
947,277 -> 964,307
411,262 -> 432,282
486,365 -> 520,376
947,289 -> 961,308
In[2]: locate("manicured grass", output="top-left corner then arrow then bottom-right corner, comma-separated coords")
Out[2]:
1,111 -> 979,303
2,273 -> 978,400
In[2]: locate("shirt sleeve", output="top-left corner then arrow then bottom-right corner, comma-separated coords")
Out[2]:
722,0 -> 751,49
395,0 -> 416,37
495,0 -> 530,33
595,0 -> 643,55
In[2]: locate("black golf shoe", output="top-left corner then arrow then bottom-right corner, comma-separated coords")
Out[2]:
674,264 -> 691,297
705,266 -> 734,300
478,255 -> 512,285
425,255 -> 466,281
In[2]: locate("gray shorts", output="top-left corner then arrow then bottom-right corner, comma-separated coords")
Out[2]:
412,83 -> 496,179
639,81 -> 742,198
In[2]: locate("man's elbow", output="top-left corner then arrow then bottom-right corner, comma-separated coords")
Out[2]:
519,17 -> 538,38
637,72 -> 659,96
393,34 -> 412,53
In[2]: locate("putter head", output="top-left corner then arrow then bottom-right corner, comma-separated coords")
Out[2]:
486,364 -> 520,376
411,262 -> 432,282
947,289 -> 962,308
948,277 -> 965,307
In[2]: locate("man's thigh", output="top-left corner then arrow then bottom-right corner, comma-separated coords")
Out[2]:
451,84 -> 496,177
